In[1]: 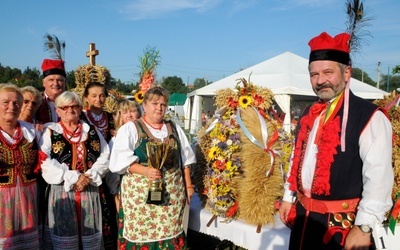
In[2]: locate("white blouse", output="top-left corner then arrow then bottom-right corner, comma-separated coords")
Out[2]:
39,121 -> 110,192
109,121 -> 196,175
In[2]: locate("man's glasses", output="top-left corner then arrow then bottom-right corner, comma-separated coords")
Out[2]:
58,105 -> 81,111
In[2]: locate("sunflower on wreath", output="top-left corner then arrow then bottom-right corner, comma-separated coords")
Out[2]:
132,46 -> 160,104
197,76 -> 291,227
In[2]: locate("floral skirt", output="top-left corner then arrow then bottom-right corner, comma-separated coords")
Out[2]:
0,178 -> 40,249
118,168 -> 187,248
118,222 -> 188,250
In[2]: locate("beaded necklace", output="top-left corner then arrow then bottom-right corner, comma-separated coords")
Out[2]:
141,116 -> 163,130
60,122 -> 83,143
86,110 -> 108,130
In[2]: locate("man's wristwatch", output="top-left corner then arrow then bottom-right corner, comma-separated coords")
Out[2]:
357,224 -> 372,233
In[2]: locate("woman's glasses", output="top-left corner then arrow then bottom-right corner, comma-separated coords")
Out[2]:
58,105 -> 81,111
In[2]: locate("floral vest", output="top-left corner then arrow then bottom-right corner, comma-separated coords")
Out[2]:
49,125 -> 101,172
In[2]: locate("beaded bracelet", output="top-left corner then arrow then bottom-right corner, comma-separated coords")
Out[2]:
186,184 -> 195,189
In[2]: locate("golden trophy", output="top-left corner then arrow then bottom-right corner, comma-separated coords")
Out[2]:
146,142 -> 169,205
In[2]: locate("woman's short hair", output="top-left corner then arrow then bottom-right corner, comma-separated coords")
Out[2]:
20,86 -> 43,106
55,91 -> 83,108
0,83 -> 23,102
143,86 -> 169,104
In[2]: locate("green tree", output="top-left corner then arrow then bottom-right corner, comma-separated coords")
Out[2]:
380,74 -> 400,92
0,64 -> 22,83
192,78 -> 208,90
392,65 -> 400,74
17,67 -> 41,88
161,76 -> 187,94
351,67 -> 375,86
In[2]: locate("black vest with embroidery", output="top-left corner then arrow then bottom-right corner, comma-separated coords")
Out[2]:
0,136 -> 39,187
133,120 -> 180,171
49,125 -> 101,172
298,91 -> 379,200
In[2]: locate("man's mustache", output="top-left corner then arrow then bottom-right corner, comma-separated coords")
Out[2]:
316,83 -> 334,91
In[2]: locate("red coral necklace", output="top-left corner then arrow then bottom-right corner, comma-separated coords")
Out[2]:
86,110 -> 108,130
60,122 -> 82,142
141,116 -> 163,130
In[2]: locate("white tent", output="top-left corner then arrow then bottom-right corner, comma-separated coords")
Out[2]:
184,51 -> 387,134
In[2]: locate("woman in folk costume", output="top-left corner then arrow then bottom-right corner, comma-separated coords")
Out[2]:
81,81 -> 115,142
18,86 -> 44,132
109,86 -> 196,249
81,81 -> 118,249
0,84 -> 42,249
279,31 -> 393,250
108,100 -> 141,216
39,91 -> 110,249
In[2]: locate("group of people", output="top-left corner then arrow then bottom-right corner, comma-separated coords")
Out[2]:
0,58 -> 196,249
1,29 -> 395,250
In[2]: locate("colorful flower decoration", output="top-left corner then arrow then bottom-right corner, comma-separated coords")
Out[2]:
132,46 -> 160,104
374,92 -> 400,232
197,77 -> 293,225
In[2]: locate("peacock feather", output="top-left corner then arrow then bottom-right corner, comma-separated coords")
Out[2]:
43,33 -> 66,60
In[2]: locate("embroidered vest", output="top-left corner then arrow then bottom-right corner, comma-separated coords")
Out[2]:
132,120 -> 180,171
0,137 -> 39,187
49,125 -> 101,172
81,111 -> 115,143
295,91 -> 378,200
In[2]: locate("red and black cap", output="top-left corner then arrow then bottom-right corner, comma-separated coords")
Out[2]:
41,59 -> 66,78
308,32 -> 351,65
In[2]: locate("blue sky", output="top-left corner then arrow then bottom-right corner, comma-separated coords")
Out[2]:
1,0 -> 399,85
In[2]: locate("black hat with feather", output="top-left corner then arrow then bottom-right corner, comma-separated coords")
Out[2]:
41,33 -> 66,78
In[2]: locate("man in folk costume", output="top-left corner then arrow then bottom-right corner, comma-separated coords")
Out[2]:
279,31 -> 394,249
35,58 -> 67,240
36,58 -> 66,123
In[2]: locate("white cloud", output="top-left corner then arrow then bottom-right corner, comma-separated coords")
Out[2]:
271,0 -> 335,11
229,0 -> 259,14
120,0 -> 222,20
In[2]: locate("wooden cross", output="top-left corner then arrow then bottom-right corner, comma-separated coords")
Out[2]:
86,43 -> 99,66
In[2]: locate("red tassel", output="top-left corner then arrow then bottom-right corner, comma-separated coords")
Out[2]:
34,150 -> 47,174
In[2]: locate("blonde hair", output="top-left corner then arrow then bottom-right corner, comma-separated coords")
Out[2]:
115,100 -> 141,131
0,83 -> 23,102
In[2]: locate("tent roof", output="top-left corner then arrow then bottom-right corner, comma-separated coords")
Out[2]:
169,93 -> 187,106
188,51 -> 386,100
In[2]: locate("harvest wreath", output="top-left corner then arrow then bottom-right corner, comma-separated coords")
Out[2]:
195,77 -> 293,231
